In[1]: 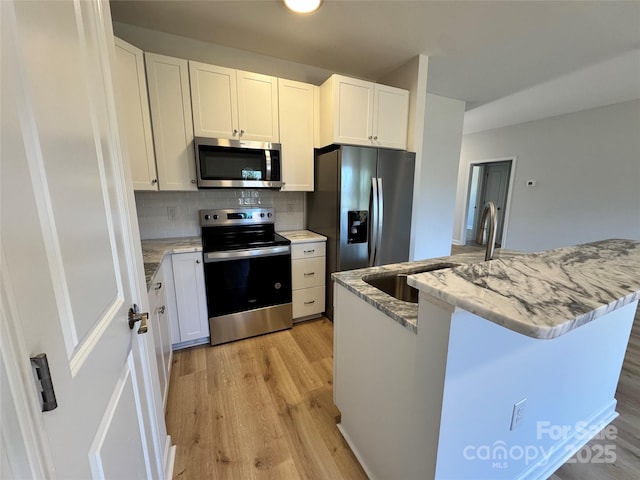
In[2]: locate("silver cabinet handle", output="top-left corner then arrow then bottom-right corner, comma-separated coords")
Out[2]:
303,272 -> 315,277
303,249 -> 315,254
196,259 -> 201,264
239,129 -> 245,136
154,282 -> 162,290
191,179 -> 197,184
373,136 -> 378,140
304,300 -> 315,305
159,305 -> 166,314
151,179 -> 158,184
233,129 -> 238,136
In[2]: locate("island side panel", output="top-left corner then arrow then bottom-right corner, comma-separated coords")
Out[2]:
333,284 -> 417,480
434,301 -> 636,480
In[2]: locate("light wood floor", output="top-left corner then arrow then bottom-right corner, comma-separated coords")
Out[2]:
167,312 -> 640,480
165,318 -> 368,479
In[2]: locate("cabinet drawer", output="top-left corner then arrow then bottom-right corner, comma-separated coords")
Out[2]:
291,241 -> 325,260
292,286 -> 325,318
292,257 -> 325,289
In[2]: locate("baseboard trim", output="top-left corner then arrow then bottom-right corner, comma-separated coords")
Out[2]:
164,435 -> 176,480
512,400 -> 618,480
336,423 -> 376,480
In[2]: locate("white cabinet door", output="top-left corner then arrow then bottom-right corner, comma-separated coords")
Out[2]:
372,84 -> 409,149
333,75 -> 373,146
320,74 -> 408,150
237,70 -> 279,142
145,53 -> 197,191
278,79 -> 316,191
113,37 -> 157,190
171,252 -> 209,342
189,61 -> 238,139
188,62 -> 279,142
148,265 -> 173,410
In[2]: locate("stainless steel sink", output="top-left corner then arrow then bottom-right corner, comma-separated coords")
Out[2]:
363,263 -> 460,303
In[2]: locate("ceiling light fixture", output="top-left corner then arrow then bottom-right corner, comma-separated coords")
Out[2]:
283,0 -> 323,14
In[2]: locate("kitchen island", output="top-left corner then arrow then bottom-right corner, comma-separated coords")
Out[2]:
332,239 -> 639,480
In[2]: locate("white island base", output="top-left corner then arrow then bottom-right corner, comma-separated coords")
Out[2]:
334,285 -> 636,480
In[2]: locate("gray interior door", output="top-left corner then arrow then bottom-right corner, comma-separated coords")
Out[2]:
480,162 -> 511,245
376,150 -> 415,265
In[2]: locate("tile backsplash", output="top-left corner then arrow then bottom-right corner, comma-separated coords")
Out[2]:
135,189 -> 305,239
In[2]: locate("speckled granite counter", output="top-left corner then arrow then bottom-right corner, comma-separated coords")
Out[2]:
332,249 -> 525,334
141,236 -> 202,289
408,238 -> 640,339
278,230 -> 327,244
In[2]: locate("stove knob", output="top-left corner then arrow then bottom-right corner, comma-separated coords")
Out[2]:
267,212 -> 272,218
204,214 -> 211,221
213,214 -> 219,220
260,213 -> 265,218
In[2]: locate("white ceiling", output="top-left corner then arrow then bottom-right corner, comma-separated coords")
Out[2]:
110,0 -> 640,133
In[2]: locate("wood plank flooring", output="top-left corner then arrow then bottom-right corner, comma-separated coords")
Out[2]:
166,310 -> 640,480
165,318 -> 368,479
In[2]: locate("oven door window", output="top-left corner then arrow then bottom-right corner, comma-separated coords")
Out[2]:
199,145 -> 273,181
204,254 -> 292,317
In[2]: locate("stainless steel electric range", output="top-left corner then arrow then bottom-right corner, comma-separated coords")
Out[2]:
199,207 -> 292,345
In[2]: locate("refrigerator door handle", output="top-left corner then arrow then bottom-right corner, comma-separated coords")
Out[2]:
376,177 -> 384,266
369,177 -> 379,267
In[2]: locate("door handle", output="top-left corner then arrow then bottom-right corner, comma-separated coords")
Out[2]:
128,304 -> 149,335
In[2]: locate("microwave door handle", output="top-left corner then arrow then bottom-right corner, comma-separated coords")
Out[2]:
265,150 -> 272,181
369,177 -> 378,267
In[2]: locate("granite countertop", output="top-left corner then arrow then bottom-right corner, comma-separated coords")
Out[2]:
278,230 -> 327,244
332,249 -> 526,334
408,239 -> 640,339
141,236 -> 202,288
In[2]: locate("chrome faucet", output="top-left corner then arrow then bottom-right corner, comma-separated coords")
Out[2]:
475,201 -> 497,261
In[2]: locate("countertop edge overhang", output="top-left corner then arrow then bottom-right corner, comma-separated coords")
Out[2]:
407,238 -> 639,339
333,239 -> 640,339
141,236 -> 203,289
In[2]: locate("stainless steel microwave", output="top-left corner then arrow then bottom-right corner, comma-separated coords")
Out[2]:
194,137 -> 283,189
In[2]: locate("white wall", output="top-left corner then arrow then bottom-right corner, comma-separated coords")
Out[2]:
113,22 -> 332,85
412,93 -> 466,260
454,100 -> 640,252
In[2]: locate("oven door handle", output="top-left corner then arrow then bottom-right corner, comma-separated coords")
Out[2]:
204,245 -> 290,262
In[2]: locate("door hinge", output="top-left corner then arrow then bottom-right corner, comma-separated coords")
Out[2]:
30,353 -> 57,412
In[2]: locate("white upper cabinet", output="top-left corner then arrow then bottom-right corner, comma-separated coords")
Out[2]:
372,84 -> 410,150
113,37 -> 157,190
320,74 -> 409,150
145,52 -> 197,191
189,61 -> 279,142
278,78 -> 318,191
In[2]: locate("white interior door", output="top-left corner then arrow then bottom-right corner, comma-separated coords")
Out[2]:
1,1 -> 170,478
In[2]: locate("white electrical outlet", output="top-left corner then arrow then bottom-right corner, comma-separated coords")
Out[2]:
510,398 -> 527,430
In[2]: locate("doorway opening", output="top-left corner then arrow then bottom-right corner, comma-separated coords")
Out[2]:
464,158 -> 515,248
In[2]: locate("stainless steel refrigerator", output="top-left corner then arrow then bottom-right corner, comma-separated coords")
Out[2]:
307,145 -> 415,319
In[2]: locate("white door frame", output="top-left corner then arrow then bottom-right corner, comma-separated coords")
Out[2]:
461,156 -> 517,248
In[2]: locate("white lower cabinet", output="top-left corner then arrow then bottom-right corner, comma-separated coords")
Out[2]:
148,257 -> 174,410
290,241 -> 326,321
170,251 -> 210,348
